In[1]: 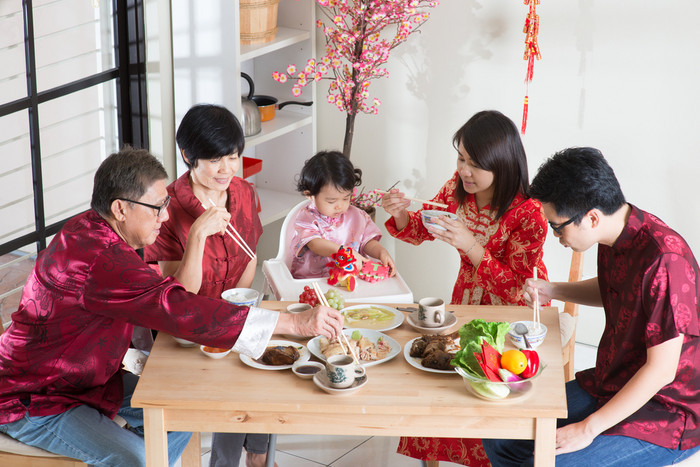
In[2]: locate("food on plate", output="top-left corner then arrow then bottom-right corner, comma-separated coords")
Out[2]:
409,333 -> 460,371
202,346 -> 229,353
257,345 -> 300,366
298,286 -> 345,310
344,306 -> 394,324
319,330 -> 391,362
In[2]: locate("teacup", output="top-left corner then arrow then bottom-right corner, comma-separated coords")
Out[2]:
413,297 -> 446,328
325,354 -> 366,389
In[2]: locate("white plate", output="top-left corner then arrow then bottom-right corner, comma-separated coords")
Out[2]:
307,329 -> 401,367
405,312 -> 458,335
239,340 -> 310,370
403,336 -> 461,374
313,370 -> 368,395
341,304 -> 404,332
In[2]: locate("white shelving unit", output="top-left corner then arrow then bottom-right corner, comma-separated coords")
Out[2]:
171,0 -> 317,226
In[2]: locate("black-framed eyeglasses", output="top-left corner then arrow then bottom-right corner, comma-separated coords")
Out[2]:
115,196 -> 171,218
549,215 -> 578,235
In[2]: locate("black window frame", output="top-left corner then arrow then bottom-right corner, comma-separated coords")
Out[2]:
0,0 -> 148,257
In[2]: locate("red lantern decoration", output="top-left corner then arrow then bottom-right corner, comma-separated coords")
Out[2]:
521,0 -> 541,134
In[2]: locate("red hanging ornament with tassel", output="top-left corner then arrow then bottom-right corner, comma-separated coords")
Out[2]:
521,0 -> 541,134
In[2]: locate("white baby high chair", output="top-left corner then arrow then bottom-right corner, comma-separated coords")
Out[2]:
262,200 -> 413,304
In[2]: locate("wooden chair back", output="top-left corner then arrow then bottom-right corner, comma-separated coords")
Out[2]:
562,250 -> 584,381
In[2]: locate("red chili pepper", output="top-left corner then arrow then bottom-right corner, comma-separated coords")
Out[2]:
520,349 -> 540,379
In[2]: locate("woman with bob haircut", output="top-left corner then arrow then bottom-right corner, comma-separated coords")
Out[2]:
381,110 -> 549,466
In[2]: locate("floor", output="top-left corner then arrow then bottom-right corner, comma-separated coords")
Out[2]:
183,343 -> 599,467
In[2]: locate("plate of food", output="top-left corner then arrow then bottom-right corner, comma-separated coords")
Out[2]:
341,304 -> 404,332
403,334 -> 461,374
239,340 -> 310,370
307,329 -> 401,367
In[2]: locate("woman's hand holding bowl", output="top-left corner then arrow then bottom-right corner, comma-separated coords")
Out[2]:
428,215 -> 475,252
275,305 -> 344,339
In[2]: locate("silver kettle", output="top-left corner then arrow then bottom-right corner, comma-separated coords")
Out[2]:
241,73 -> 261,137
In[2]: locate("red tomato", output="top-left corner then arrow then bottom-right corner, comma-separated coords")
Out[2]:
520,349 -> 540,379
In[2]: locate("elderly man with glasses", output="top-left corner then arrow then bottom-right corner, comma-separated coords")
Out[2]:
0,147 -> 344,466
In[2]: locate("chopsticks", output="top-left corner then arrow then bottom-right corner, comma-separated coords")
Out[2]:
207,198 -> 256,261
312,282 -> 360,364
532,267 -> 541,331
375,190 -> 448,209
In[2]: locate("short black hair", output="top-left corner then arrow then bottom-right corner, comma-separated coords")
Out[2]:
529,147 -> 626,222
452,110 -> 530,220
296,150 -> 362,196
91,146 -> 168,217
176,104 -> 245,168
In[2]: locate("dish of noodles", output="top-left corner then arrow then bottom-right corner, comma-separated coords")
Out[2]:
341,304 -> 404,332
306,329 -> 401,367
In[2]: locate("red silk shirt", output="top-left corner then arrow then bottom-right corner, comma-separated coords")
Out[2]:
144,172 -> 263,299
577,205 -> 700,449
0,210 -> 250,424
385,172 -> 548,306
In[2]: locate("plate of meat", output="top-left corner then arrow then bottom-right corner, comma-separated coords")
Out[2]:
307,329 -> 401,367
239,340 -> 310,370
404,334 -> 461,374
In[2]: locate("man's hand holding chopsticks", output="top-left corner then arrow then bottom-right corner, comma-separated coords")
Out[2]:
275,305 -> 344,339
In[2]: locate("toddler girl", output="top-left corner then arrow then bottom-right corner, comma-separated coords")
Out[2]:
290,150 -> 396,279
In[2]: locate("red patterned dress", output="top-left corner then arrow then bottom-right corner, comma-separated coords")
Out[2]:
388,172 -> 549,465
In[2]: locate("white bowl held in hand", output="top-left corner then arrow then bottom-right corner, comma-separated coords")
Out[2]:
420,210 -> 459,231
508,320 -> 548,349
221,288 -> 260,307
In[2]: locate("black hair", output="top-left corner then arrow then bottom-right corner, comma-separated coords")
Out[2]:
452,110 -> 530,220
529,147 -> 626,223
91,145 -> 168,217
176,104 -> 245,168
296,150 -> 362,196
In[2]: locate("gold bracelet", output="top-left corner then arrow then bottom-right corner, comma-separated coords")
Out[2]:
465,240 -> 477,255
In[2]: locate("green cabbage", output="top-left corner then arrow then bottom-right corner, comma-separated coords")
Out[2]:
450,319 -> 511,378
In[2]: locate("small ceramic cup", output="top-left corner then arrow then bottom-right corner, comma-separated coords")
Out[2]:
286,303 -> 312,314
414,297 -> 446,327
325,354 -> 366,389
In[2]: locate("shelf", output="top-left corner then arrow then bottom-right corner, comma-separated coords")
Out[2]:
257,188 -> 305,226
245,109 -> 312,149
240,27 -> 311,61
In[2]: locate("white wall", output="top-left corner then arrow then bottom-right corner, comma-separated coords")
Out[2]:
316,1 -> 700,345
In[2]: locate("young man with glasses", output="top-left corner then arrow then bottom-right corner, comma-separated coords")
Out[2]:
483,147 -> 700,466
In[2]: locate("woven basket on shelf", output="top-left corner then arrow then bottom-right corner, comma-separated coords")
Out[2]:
240,0 -> 280,45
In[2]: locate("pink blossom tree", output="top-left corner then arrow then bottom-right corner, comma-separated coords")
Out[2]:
273,0 -> 439,158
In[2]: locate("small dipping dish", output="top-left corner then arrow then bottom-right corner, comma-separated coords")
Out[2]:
292,360 -> 324,379
200,345 -> 232,359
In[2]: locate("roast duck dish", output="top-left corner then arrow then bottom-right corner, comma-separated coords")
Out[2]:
409,333 -> 460,371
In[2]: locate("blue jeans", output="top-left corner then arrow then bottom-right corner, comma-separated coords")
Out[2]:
482,380 -> 700,466
0,372 -> 191,466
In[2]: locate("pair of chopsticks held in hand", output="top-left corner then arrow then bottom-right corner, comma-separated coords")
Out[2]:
311,282 -> 360,364
375,180 -> 448,209
205,198 -> 256,261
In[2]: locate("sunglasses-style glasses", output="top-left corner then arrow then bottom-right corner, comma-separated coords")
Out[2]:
115,196 -> 171,218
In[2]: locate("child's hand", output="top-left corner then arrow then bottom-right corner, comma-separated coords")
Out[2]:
377,250 -> 397,277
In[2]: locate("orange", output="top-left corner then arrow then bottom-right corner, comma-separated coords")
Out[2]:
500,349 -> 527,375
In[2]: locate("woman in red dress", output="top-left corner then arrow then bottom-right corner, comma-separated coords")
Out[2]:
382,110 -> 549,466
144,104 -> 270,467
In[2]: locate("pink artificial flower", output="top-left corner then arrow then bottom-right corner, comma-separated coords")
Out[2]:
287,65 -> 297,75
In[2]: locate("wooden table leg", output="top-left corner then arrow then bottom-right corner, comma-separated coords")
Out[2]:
142,408 -> 168,467
181,431 -> 201,467
533,417 -> 557,467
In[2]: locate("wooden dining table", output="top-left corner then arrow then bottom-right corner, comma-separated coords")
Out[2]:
131,302 -> 567,467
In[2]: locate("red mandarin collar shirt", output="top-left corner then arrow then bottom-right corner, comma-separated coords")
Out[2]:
577,205 -> 700,449
0,210 -> 271,424
144,172 -> 263,299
